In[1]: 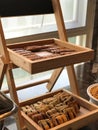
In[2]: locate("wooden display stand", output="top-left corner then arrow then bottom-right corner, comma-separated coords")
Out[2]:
0,0 -> 96,130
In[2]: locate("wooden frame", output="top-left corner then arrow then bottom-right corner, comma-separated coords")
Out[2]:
0,0 -> 95,130
7,38 -> 93,74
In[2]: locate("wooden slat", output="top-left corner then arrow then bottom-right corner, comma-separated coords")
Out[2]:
3,78 -> 49,94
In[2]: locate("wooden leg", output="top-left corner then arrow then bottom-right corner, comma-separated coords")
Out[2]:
46,68 -> 63,91
0,57 -> 7,88
46,65 -> 79,95
66,65 -> 79,95
6,65 -> 25,130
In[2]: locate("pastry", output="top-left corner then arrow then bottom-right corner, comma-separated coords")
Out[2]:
51,113 -> 67,126
21,105 -> 38,117
38,119 -> 50,130
51,116 -> 58,126
46,108 -> 57,117
45,119 -> 54,128
68,100 -> 80,113
60,114 -> 68,122
63,107 -> 76,120
55,104 -> 68,112
55,115 -> 64,124
42,97 -> 55,104
31,113 -> 44,123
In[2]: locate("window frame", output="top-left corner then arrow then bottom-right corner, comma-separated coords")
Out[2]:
6,0 -> 96,48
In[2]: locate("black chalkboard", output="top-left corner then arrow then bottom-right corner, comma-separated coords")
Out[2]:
0,0 -> 53,17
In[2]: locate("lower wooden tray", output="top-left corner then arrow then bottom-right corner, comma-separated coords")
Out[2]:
20,89 -> 98,130
7,38 -> 94,74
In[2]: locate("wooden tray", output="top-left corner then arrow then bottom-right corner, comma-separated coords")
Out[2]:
20,89 -> 98,130
7,38 -> 94,74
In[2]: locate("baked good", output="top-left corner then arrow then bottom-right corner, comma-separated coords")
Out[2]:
24,44 -> 53,52
62,107 -> 76,120
38,119 -> 50,130
55,104 -> 68,112
21,105 -> 38,117
45,119 -> 54,128
68,100 -> 80,113
31,113 -> 44,123
51,116 -> 58,126
55,115 -> 64,124
25,54 -> 40,60
46,108 -> 57,117
24,45 -> 43,52
42,97 -> 55,104
34,104 -> 49,113
60,113 -> 68,122
21,91 -> 80,129
51,113 -> 68,126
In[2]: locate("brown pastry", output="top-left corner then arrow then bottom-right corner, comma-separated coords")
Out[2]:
34,104 -> 49,113
46,108 -> 57,117
68,100 -> 80,113
73,101 -> 80,113
51,116 -> 58,126
56,115 -> 64,124
25,44 -> 53,52
25,54 -> 40,60
21,105 -> 32,113
24,45 -> 43,52
45,119 -> 54,128
51,113 -> 68,126
60,114 -> 68,122
38,119 -> 50,130
21,105 -> 38,117
55,104 -> 68,112
31,113 -> 44,123
63,107 -> 76,120
42,97 -> 55,104
41,112 -> 48,119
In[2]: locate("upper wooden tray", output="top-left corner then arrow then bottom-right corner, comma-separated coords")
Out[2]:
7,38 -> 94,74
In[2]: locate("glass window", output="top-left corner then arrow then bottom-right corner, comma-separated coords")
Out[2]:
1,0 -> 88,39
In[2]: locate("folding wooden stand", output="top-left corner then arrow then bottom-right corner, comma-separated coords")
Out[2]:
0,0 -> 95,130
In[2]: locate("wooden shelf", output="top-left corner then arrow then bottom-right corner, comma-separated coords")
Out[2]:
20,89 -> 98,130
7,38 -> 94,74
